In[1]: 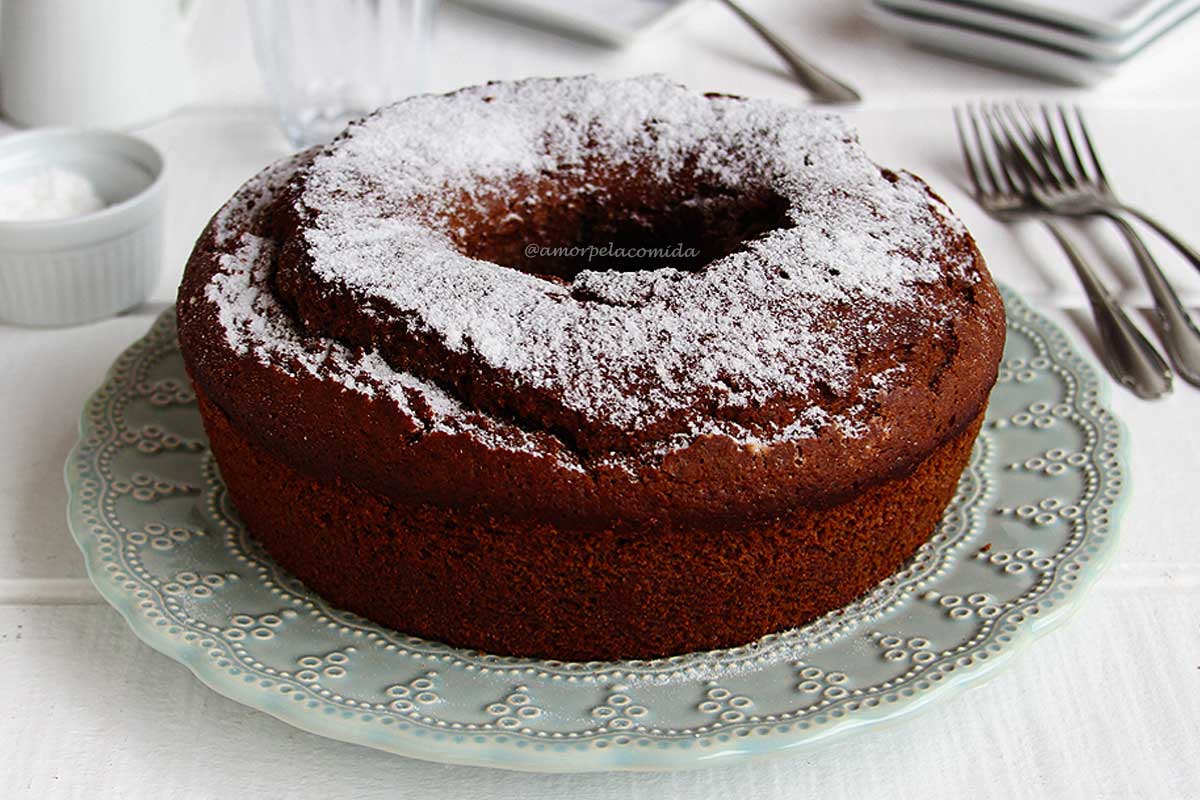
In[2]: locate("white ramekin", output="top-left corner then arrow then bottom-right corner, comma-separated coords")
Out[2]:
0,128 -> 165,326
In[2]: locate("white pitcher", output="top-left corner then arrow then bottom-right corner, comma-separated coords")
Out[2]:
0,0 -> 200,129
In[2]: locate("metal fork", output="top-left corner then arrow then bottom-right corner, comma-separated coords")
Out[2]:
717,0 -> 860,104
993,103 -> 1200,386
1010,105 -> 1200,276
954,105 -> 1172,399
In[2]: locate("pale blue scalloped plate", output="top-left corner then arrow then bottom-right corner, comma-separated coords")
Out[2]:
65,286 -> 1126,772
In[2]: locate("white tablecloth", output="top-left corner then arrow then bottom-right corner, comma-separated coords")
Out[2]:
3,2 -> 1198,796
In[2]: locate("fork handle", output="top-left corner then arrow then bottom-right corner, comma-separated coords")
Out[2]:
1042,220 -> 1173,399
717,0 -> 860,104
1105,212 -> 1200,386
1119,205 -> 1200,276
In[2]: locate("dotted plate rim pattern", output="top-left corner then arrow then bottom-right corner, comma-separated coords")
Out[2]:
65,285 -> 1127,772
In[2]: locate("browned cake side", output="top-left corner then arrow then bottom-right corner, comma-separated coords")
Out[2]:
199,384 -> 984,661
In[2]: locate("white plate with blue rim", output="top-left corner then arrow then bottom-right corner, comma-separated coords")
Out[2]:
66,285 -> 1125,772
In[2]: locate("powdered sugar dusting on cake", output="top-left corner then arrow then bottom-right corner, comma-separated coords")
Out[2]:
202,159 -> 585,472
296,76 -> 969,444
202,76 -> 980,467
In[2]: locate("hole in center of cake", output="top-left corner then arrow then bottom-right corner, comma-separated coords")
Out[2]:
449,177 -> 794,283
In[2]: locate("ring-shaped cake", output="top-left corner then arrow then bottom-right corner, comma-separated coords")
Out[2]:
178,76 -> 1005,660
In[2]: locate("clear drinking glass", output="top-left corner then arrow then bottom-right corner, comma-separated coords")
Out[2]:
246,0 -> 437,149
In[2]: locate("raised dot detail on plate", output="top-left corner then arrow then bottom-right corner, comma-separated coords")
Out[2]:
65,292 -> 1119,764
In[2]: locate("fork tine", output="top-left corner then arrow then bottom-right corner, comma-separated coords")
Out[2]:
1038,103 -> 1076,187
985,105 -> 1039,193
955,106 -> 984,196
1006,103 -> 1065,189
979,107 -> 1018,193
953,106 -> 987,199
955,106 -> 1000,199
1055,103 -> 1091,186
1072,105 -> 1111,189
1000,104 -> 1047,182
967,104 -> 1006,196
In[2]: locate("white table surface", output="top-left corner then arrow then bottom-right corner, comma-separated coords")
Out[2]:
3,1 -> 1199,797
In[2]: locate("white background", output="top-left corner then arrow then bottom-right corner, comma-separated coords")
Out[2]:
2,1 -> 1199,797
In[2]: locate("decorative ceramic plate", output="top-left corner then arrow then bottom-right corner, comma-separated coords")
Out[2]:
66,286 -> 1125,772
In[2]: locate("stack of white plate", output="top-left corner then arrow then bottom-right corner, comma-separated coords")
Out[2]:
450,0 -> 697,45
864,0 -> 1200,84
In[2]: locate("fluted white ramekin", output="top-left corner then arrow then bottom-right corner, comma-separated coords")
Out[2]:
0,128 -> 165,326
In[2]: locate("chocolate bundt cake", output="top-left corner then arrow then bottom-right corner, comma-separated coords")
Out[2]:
177,76 -> 1005,661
